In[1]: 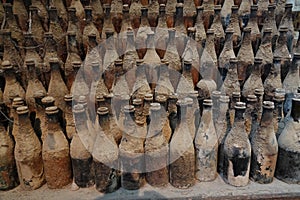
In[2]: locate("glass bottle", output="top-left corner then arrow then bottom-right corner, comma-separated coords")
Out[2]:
223,102 -> 251,187
218,28 -> 235,82
91,0 -> 104,31
136,7 -> 152,59
183,0 -> 196,28
12,0 -> 27,31
221,58 -> 240,100
110,0 -> 123,34
93,107 -> 120,192
42,106 -> 72,189
155,4 -> 169,59
143,93 -> 153,126
82,6 -> 101,54
215,95 -> 230,174
11,98 -> 25,138
143,32 -> 161,91
250,101 -> 278,183
148,0 -> 159,28
229,91 -> 240,126
174,3 -> 187,57
168,93 -> 178,134
246,5 -> 261,55
2,61 -> 25,110
274,27 -> 291,81
102,4 -> 117,40
112,59 -> 130,97
25,60 -> 47,114
47,58 -> 69,112
163,28 -> 181,90
274,0 -> 286,27
119,105 -> 145,190
65,31 -> 82,90
92,61 -> 109,101
64,94 -> 75,140
29,6 -> 45,45
242,58 -> 264,99
156,95 -> 172,142
256,0 -> 269,28
261,4 -> 278,51
283,53 -> 300,116
185,97 -> 196,139
0,104 -> 19,190
165,0 -> 176,27
221,0 -> 234,28
31,0 -> 48,31
204,29 -> 218,72
211,90 -> 221,122
275,97 -> 300,184
254,88 -> 264,125
176,60 -> 194,98
273,90 -> 285,139
3,3 -> 24,45
211,5 -> 225,57
118,4 -> 132,55
132,98 -> 145,125
255,28 -> 273,81
169,100 -> 195,188
145,103 -> 169,187
71,62 -> 89,101
279,3 -> 294,54
238,0 -> 251,27
129,0 -> 142,30
71,104 -> 94,188
195,6 -> 206,48
227,5 -> 241,54
51,0 -> 68,31
244,94 -> 257,136
155,60 -> 175,98
14,106 -> 45,190
195,99 -> 218,181
202,0 -> 214,31
264,56 -> 283,101
237,27 -> 254,86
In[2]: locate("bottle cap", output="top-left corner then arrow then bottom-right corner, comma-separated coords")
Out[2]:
279,27 -> 288,32
123,4 -> 129,12
254,88 -> 264,96
124,105 -> 134,113
263,28 -> 272,34
212,90 -> 221,98
263,101 -> 274,109
84,6 -> 93,11
273,56 -> 282,62
214,5 -> 221,11
150,103 -> 161,111
176,3 -> 184,8
45,106 -> 59,115
231,5 -> 239,11
78,96 -> 87,105
285,3 -> 293,8
229,57 -> 238,63
207,28 -> 214,34
73,104 -> 85,114
133,98 -> 143,106
64,94 -> 73,102
144,93 -> 153,101
235,102 -> 246,109
169,93 -> 178,100
12,97 -> 24,108
88,33 -> 97,38
268,4 -> 276,10
203,99 -> 213,106
254,57 -> 263,64
25,59 -> 35,66
68,7 -> 76,12
251,5 -> 258,10
97,107 -> 109,115
183,60 -> 192,65
161,58 -> 169,66
104,93 -> 114,99
72,61 -> 82,68
225,28 -> 234,34
185,97 -> 193,105
273,91 -> 285,102
187,27 -> 196,33
17,106 -> 29,115
136,59 -> 144,66
49,57 -> 60,64
114,59 -> 123,66
159,4 -> 166,11
176,99 -> 188,106
232,92 -> 241,98
189,91 -> 199,98
246,95 -> 257,102
196,6 -> 204,11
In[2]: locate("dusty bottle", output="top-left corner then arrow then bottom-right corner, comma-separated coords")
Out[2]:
71,62 -> 89,101
47,58 -> 69,112
143,32 -> 161,91
211,90 -> 221,122
176,60 -> 194,98
165,0 -> 176,27
0,104 -> 19,190
91,61 -> 109,103
250,101 -> 278,183
183,0 -> 196,28
223,102 -> 251,187
145,103 -> 169,187
83,6 -> 101,54
71,105 -> 94,189
12,0 -> 27,31
211,5 -> 225,57
155,4 -> 169,59
64,94 -> 76,140
11,98 -> 25,139
118,4 -> 132,55
275,0 -> 286,27
273,90 -> 285,139
163,28 -> 181,90
2,61 -> 25,110
122,30 -> 138,92
3,3 -> 24,45
156,95 -> 172,142
102,4 -> 117,40
261,4 -> 278,51
195,6 -> 206,48
90,0 -> 104,31
204,29 -> 218,75
93,107 -> 120,193
174,3 -> 187,57
242,58 -> 264,99
275,97 -> 300,184
25,60 -> 47,113
110,0 -> 123,33
195,99 -> 218,181
215,95 -> 230,174
119,105 -> 145,190
132,98 -> 145,125
254,88 -> 264,125
31,0 -> 48,31
256,0 -> 269,28
238,0 -> 251,27
283,53 -> 300,116
255,28 -> 273,82
264,56 -> 283,101
65,32 -> 82,90
168,93 -> 178,134
229,91 -> 240,127
244,95 -> 257,136
112,59 -> 130,98
50,0 -> 68,30
14,106 -> 45,190
136,7 -> 152,59
202,0 -> 214,31
28,6 -> 45,45
246,5 -> 261,55
130,0 -> 142,30
155,60 -> 175,98
148,0 -> 159,28
42,106 -> 72,189
143,93 -> 153,126
114,94 -> 131,132
169,100 -> 195,188
218,28 -> 235,83
221,0 -> 234,28
274,27 -> 291,81
185,97 -> 196,139
237,27 -> 254,86
279,3 -> 294,54
227,6 -> 241,54
221,58 -> 240,100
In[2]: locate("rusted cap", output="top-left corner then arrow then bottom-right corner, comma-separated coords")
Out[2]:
97,107 -> 109,115
46,106 -> 59,115
73,104 -> 85,114
17,106 -> 29,115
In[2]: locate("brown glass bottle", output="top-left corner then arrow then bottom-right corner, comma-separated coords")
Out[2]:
145,103 -> 169,187
163,28 -> 181,90
195,99 -> 218,181
221,58 -> 240,100
246,5 -> 261,55
223,102 -> 251,187
202,0 -> 214,31
275,97 -> 300,184
29,6 -> 45,45
14,106 -> 45,190
155,60 -> 175,98
155,4 -> 169,59
12,0 -> 27,31
250,101 -> 278,184
119,105 -> 145,190
148,0 -> 159,28
0,104 -> 19,191
130,0 -> 142,30
244,95 -> 257,136
169,100 -> 195,188
211,5 -> 225,57
237,27 -> 254,86
31,0 -> 48,31
227,6 -> 241,54
264,56 -> 283,101
261,4 -> 278,51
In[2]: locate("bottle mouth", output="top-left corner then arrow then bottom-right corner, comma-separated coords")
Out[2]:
45,106 -> 59,115
42,96 -> 55,105
97,107 -> 109,115
262,101 -> 275,109
73,104 -> 85,114
234,102 -> 246,110
17,106 -> 29,115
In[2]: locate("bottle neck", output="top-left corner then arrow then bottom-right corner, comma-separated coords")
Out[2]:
126,34 -> 135,51
67,36 -> 79,53
28,65 -> 37,80
260,108 -> 274,127
277,31 -> 288,46
99,114 -> 110,131
4,70 -> 17,83
252,63 -> 262,76
147,35 -> 155,49
261,33 -> 272,44
177,105 -> 187,124
196,9 -> 203,24
274,100 -> 284,121
202,106 -> 213,122
224,33 -> 233,50
47,114 -> 61,130
141,12 -> 149,26
241,31 -> 251,47
234,109 -> 245,123
17,113 -> 32,128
